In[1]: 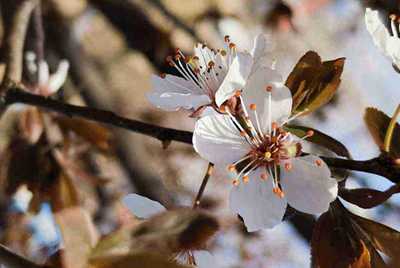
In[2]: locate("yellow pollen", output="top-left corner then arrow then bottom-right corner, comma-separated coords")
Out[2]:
315,159 -> 323,167
260,173 -> 268,180
243,176 -> 249,183
284,163 -> 292,171
264,151 -> 272,159
249,103 -> 257,110
232,179 -> 240,186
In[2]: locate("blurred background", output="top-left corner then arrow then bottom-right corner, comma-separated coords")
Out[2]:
0,0 -> 400,267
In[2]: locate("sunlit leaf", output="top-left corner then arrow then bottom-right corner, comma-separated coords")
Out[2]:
364,107 -> 400,157
285,51 -> 345,115
340,184 -> 400,209
56,207 -> 99,268
89,253 -> 191,268
55,116 -> 112,151
284,124 -> 350,158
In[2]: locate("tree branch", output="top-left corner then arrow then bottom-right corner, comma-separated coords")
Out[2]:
0,243 -> 43,268
0,0 -> 39,94
3,88 -> 400,184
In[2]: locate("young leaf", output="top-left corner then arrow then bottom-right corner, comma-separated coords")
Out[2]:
285,51 -> 345,115
284,124 -> 350,158
364,107 -> 400,158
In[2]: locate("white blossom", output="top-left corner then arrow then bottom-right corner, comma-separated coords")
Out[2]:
365,8 -> 400,70
193,66 -> 338,232
147,34 -> 273,116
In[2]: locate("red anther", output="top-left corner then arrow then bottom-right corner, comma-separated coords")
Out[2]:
219,105 -> 227,113
306,130 -> 314,137
208,61 -> 215,67
272,122 -> 278,130
234,90 -> 241,97
159,73 -> 166,78
194,68 -> 200,74
390,14 -> 397,21
260,173 -> 268,180
229,43 -> 236,49
232,179 -> 240,186
284,162 -> 292,171
243,176 -> 249,183
266,85 -> 273,92
224,35 -> 230,42
249,104 -> 257,110
315,159 -> 323,166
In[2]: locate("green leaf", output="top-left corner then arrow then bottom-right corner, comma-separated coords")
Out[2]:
284,125 -> 350,158
364,107 -> 400,158
285,51 -> 345,115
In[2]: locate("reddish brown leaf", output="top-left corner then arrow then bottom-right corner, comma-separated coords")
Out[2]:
364,107 -> 400,158
339,184 -> 400,209
311,209 -> 372,268
56,116 -> 112,151
285,51 -> 345,115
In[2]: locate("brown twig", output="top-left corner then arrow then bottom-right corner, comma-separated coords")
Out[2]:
3,88 -> 400,184
0,243 -> 43,268
192,163 -> 214,209
0,0 -> 39,94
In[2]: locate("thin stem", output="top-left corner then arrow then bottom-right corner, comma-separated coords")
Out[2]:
192,163 -> 214,209
384,104 -> 400,152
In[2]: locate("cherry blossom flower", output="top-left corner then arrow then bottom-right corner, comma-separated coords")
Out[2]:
122,193 -> 219,268
193,66 -> 338,232
24,51 -> 70,96
365,8 -> 400,70
147,34 -> 273,116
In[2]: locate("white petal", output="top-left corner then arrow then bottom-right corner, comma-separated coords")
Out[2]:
47,60 -> 69,94
229,168 -> 287,232
193,112 -> 250,165
280,155 -> 338,214
250,34 -> 274,73
215,52 -> 253,107
38,60 -> 50,86
193,250 -> 218,268
241,66 -> 292,133
147,74 -> 210,111
122,193 -> 166,219
365,8 -> 391,57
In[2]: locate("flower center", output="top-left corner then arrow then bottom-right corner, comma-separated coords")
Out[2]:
163,37 -> 237,101
225,87 -> 313,197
